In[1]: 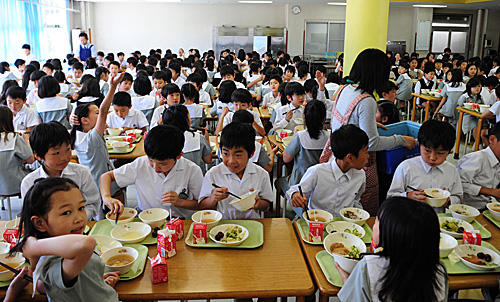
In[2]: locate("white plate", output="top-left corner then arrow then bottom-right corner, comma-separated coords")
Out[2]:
325,221 -> 365,238
209,224 -> 249,246
91,235 -> 122,256
456,244 -> 500,271
438,217 -> 473,239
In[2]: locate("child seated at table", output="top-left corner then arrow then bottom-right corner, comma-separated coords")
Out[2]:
100,125 -> 203,218
387,120 -> 463,212
394,61 -> 412,114
273,82 -> 305,132
456,122 -> 500,210
286,124 -> 367,217
215,88 -> 265,136
106,91 -> 148,133
457,77 -> 486,144
435,69 -> 465,124
6,86 -> 38,132
181,83 -> 206,128
482,85 -> 500,125
261,75 -> 282,109
199,122 -> 273,219
132,75 -> 157,125
12,177 -> 120,302
150,83 -> 181,128
20,121 -> 101,220
414,66 -> 436,107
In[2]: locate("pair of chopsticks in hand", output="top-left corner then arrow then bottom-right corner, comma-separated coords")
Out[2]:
407,186 -> 433,198
212,183 -> 241,200
282,106 -> 301,115
0,262 -> 33,283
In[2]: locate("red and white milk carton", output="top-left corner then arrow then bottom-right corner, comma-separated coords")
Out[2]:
3,228 -> 18,244
157,229 -> 177,258
166,218 -> 184,240
192,223 -> 207,244
150,254 -> 168,284
463,230 -> 482,245
308,222 -> 323,242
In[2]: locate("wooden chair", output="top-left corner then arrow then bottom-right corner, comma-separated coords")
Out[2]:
0,193 -> 20,220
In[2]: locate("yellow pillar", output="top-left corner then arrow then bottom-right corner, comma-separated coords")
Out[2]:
343,0 -> 390,75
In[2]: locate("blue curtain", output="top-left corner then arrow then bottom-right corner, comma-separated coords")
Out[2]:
0,0 -> 44,64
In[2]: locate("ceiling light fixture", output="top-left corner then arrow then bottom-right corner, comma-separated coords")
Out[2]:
327,2 -> 347,5
238,1 -> 273,3
413,4 -> 447,8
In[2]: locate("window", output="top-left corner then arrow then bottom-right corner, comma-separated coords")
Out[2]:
305,21 -> 345,57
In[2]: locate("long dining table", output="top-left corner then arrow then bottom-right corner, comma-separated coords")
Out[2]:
0,218 -> 314,301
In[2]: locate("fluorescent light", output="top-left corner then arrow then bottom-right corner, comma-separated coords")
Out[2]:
145,0 -> 181,2
432,22 -> 469,28
413,4 -> 447,8
238,1 -> 273,3
327,2 -> 347,5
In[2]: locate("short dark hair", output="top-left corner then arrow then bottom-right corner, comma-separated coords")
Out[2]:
117,52 -> 124,57
72,62 -> 84,71
444,47 -> 451,53
6,86 -> 26,101
269,75 -> 283,85
330,124 -> 369,159
297,65 -> 308,79
486,76 -> 499,88
109,61 -> 120,69
95,66 -> 109,80
220,65 -> 235,78
133,75 -> 152,96
181,83 -> 199,104
112,91 -> 132,107
232,109 -> 254,124
218,80 -> 237,104
220,122 -> 255,157
30,121 -> 71,159
22,44 -> 30,50
418,119 -> 455,150
37,76 -> 61,98
162,104 -> 190,132
489,122 -> 500,141
30,71 -> 46,82
377,81 -> 396,96
86,57 -> 97,69
231,88 -> 252,104
423,67 -> 435,75
127,57 -> 138,68
120,72 -> 133,84
152,70 -> 170,82
377,100 -> 400,125
161,83 -> 181,99
250,62 -> 260,73
284,81 -> 305,99
186,72 -> 203,88
168,60 -> 181,74
144,125 -> 184,160
284,65 -> 295,76
42,62 -> 54,71
79,32 -> 88,39
14,59 -> 25,68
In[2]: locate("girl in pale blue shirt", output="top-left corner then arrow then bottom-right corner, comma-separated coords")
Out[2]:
34,76 -> 72,129
436,69 -> 466,124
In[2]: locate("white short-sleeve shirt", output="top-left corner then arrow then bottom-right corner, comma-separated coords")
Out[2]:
106,108 -> 149,129
13,105 -> 38,131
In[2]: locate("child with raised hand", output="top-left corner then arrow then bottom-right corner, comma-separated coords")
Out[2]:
21,121 -> 101,220
199,122 -> 273,219
150,83 -> 181,128
435,69 -> 466,123
162,104 -> 212,174
6,86 -> 38,132
458,77 -> 485,142
132,75 -> 157,125
337,197 -> 448,302
287,124 -> 367,217
34,76 -> 72,129
100,125 -> 203,218
181,83 -> 205,128
71,73 -> 125,216
261,75 -> 282,109
387,120 -> 462,212
11,177 -> 120,301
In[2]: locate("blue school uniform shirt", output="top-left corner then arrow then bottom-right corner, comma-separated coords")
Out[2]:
34,96 -> 72,129
132,95 -> 158,125
0,133 -> 32,195
457,93 -> 482,133
182,131 -> 212,174
185,103 -> 206,128
439,82 -> 466,119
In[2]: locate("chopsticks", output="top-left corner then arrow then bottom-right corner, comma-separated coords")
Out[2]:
407,186 -> 433,198
282,106 -> 301,115
0,262 -> 33,283
212,183 -> 241,200
299,186 -> 311,221
115,212 -> 120,225
265,136 -> 282,152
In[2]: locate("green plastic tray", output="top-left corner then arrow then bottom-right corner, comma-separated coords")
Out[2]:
89,218 -> 161,245
104,134 -> 142,143
316,250 -> 343,287
483,211 -> 500,229
438,213 -> 491,239
108,244 -> 148,281
108,144 -> 136,154
185,220 -> 264,249
442,241 -> 500,274
296,218 -> 372,245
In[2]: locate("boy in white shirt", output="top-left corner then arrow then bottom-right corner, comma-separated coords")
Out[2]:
287,124 -> 368,217
126,57 -> 138,79
67,62 -> 83,88
21,44 -> 36,65
387,120 -> 463,211
482,85 -> 500,124
261,75 -> 282,109
150,70 -> 169,103
220,65 -> 246,90
117,73 -> 136,98
21,121 -> 100,220
117,52 -> 127,69
187,73 -> 211,106
100,125 -> 203,218
457,122 -> 500,210
273,82 -> 305,131
6,86 -> 38,131
106,91 -> 148,132
216,89 -> 265,136
199,122 -> 273,219
169,60 -> 186,88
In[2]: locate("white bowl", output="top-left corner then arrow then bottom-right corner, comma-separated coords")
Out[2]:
4,219 -> 19,229
101,246 -> 139,275
424,188 -> 450,207
107,127 -> 123,136
339,208 -> 370,226
0,252 -> 25,282
449,204 -> 480,223
487,203 -> 500,221
463,103 -> 473,109
125,129 -> 142,136
106,207 -> 137,226
293,118 -> 304,125
479,104 -> 490,114
111,141 -> 129,152
110,222 -> 151,244
276,129 -> 292,139
138,208 -> 169,229
0,243 -> 10,254
106,136 -> 125,142
325,221 -> 366,238
191,210 -> 223,231
302,209 -> 334,228
229,191 -> 257,212
438,217 -> 474,238
323,232 -> 366,274
91,235 -> 122,256
209,224 -> 249,246
456,244 -> 500,271
439,233 -> 458,258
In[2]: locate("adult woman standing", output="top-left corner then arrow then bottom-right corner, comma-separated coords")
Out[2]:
319,49 -> 417,216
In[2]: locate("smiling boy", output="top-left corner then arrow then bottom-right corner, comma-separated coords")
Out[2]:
106,92 -> 148,133
6,86 -> 38,131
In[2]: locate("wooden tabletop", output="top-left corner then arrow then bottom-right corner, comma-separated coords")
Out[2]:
71,138 -> 145,161
411,93 -> 442,101
294,214 -> 500,300
0,219 -> 314,301
456,106 -> 484,118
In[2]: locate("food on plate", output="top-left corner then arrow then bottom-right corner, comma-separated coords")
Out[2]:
491,208 -> 500,213
120,232 -> 144,240
312,217 -> 327,222
214,225 -> 245,243
454,209 -> 468,215
330,243 -> 361,259
106,254 -> 135,267
344,228 -> 362,237
343,210 -> 360,220
0,263 -> 22,273
463,252 -> 496,266
428,189 -> 441,198
201,219 -> 216,223
441,220 -> 465,233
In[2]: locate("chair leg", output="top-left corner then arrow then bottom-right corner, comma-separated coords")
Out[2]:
1,197 -> 4,211
6,197 -> 11,220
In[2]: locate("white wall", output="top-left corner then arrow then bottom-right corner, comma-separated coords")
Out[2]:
484,9 -> 500,55
91,3 -> 285,55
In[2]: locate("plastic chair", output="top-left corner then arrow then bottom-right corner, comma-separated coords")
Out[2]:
0,194 -> 19,220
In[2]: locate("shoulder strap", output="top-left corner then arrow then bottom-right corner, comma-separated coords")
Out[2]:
332,85 -> 372,125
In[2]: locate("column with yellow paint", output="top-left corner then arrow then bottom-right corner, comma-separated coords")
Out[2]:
343,0 -> 390,75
